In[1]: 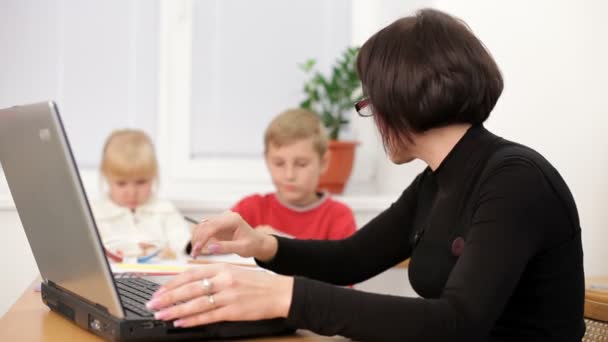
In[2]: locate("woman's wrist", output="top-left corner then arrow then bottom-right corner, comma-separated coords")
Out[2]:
274,275 -> 294,318
256,233 -> 278,262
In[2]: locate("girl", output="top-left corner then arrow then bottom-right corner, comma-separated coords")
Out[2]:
92,129 -> 191,261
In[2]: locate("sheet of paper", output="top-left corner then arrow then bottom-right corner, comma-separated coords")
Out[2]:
110,253 -> 258,275
110,262 -> 195,275
192,253 -> 256,267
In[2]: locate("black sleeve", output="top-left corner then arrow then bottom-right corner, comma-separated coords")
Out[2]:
283,159 -> 553,341
256,174 -> 422,286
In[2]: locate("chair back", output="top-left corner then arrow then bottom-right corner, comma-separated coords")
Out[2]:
582,279 -> 608,341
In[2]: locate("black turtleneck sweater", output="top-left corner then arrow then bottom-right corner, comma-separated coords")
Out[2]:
258,125 -> 585,341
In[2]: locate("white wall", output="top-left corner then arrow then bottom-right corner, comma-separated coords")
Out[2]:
430,0 -> 608,277
1,0 -> 607,316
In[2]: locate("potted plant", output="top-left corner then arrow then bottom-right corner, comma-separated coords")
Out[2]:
299,46 -> 362,194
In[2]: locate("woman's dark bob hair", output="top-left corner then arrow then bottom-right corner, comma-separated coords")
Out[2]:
356,8 -> 503,149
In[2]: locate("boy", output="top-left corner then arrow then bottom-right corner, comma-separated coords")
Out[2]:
231,109 -> 356,240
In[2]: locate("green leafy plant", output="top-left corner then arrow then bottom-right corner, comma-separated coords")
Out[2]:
299,46 -> 362,140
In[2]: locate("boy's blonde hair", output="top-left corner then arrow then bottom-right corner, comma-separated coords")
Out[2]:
264,109 -> 328,157
100,129 -> 158,180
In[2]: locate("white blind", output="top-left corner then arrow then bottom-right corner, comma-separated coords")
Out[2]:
189,0 -> 352,158
0,0 -> 159,168
60,0 -> 159,167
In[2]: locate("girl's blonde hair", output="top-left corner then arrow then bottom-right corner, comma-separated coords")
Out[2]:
100,129 -> 158,180
264,108 -> 328,157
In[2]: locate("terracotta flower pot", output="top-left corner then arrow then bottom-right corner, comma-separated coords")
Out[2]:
318,140 -> 358,194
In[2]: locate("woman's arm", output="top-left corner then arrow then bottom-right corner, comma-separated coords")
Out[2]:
257,175 -> 422,285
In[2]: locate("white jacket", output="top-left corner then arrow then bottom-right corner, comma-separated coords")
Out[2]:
91,197 -> 191,257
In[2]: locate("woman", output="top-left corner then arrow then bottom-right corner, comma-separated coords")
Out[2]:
146,8 -> 585,341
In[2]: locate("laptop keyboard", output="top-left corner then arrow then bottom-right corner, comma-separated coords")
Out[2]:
115,277 -> 160,318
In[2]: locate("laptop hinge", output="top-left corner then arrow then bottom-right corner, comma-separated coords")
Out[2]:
46,280 -> 111,314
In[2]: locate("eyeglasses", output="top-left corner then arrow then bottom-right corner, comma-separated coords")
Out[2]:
354,98 -> 374,117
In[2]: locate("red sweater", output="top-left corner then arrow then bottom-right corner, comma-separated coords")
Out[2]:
231,193 -> 356,240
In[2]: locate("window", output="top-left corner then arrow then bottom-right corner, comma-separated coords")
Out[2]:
158,0 -> 375,194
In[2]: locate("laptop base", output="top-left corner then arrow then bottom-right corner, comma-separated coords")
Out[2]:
42,281 -> 294,341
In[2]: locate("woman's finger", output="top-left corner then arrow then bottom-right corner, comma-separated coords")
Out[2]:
153,264 -> 225,296
191,224 -> 218,256
147,277 -> 211,311
153,290 -> 228,321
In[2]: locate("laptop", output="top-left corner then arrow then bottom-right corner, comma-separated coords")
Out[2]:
0,101 -> 293,341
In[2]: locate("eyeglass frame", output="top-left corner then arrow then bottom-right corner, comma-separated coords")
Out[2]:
354,98 -> 374,117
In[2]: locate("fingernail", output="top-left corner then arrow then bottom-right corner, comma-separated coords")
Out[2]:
208,244 -> 220,254
173,319 -> 183,327
153,288 -> 166,297
190,242 -> 202,257
146,299 -> 160,309
155,310 -> 168,320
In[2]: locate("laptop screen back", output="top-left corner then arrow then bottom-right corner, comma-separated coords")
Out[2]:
0,101 -> 124,318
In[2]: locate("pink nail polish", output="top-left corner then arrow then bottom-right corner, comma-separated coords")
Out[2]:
173,320 -> 183,327
190,242 -> 202,257
146,299 -> 158,309
155,311 -> 167,320
208,244 -> 219,254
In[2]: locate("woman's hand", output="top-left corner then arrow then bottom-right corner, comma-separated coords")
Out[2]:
255,225 -> 294,239
190,211 -> 278,262
146,264 -> 293,328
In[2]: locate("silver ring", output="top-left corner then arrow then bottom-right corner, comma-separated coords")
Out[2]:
207,294 -> 215,305
201,278 -> 213,294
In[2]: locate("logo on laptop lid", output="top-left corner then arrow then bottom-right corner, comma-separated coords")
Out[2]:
39,128 -> 51,142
